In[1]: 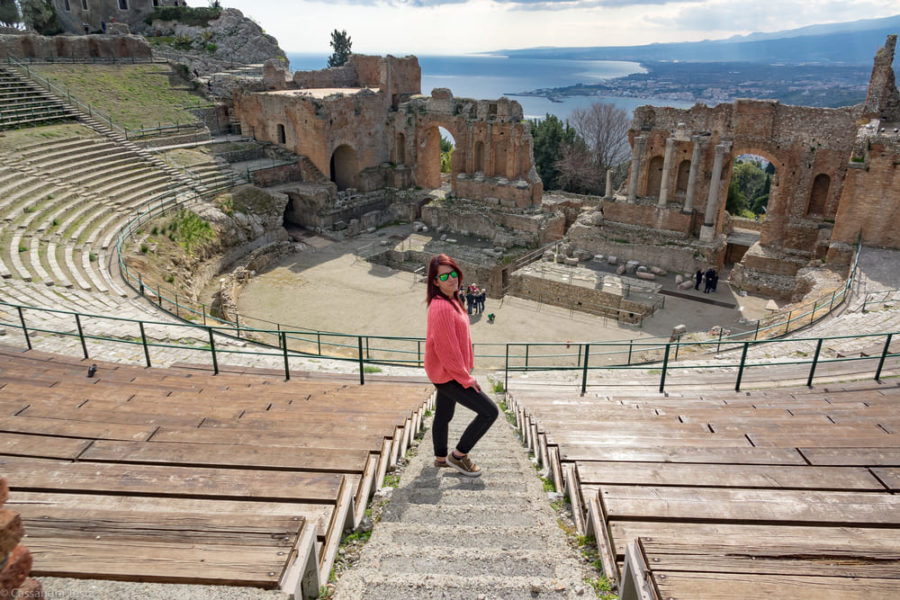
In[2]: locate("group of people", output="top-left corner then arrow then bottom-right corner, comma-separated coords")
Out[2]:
465,284 -> 487,315
694,267 -> 719,293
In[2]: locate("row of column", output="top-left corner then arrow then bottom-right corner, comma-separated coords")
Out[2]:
624,134 -> 732,239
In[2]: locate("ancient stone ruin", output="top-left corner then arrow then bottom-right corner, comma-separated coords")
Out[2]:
580,34 -> 900,298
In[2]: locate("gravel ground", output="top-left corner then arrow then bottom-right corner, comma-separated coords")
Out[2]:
36,578 -> 291,600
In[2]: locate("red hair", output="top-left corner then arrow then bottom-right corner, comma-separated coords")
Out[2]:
426,254 -> 464,311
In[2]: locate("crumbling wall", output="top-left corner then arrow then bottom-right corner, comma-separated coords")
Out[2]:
0,33 -> 151,59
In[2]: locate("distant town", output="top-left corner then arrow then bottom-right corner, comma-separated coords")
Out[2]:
509,61 -> 876,108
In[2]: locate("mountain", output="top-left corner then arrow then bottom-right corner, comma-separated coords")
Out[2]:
497,14 -> 900,65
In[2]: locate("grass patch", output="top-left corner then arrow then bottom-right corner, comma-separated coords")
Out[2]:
491,379 -> 505,393
30,64 -> 206,130
363,365 -> 382,374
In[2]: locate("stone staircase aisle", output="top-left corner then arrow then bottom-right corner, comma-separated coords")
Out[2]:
334,391 -> 593,600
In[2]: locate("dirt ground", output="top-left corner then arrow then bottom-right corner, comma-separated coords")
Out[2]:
237,226 -> 772,353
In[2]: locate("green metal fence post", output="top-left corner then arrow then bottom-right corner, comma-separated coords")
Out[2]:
577,344 -> 583,368
281,331 -> 290,381
735,342 -> 750,392
875,333 -> 893,381
139,321 -> 151,367
208,327 -> 218,375
138,273 -> 144,296
505,344 -> 510,394
807,338 -> 823,387
716,328 -> 724,352
754,320 -> 760,341
627,340 -> 633,365
17,306 -> 31,350
417,339 -> 421,366
157,285 -> 162,308
174,294 -> 179,318
317,331 -> 322,356
202,305 -> 207,327
524,344 -> 529,369
74,314 -> 88,359
659,343 -> 671,393
358,336 -> 365,385
365,337 -> 370,360
235,313 -> 240,338
674,339 -> 680,361
580,343 -> 591,396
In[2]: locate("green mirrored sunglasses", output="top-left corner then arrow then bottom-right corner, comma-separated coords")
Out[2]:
436,270 -> 458,282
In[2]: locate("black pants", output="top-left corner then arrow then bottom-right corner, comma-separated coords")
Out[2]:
432,380 -> 499,457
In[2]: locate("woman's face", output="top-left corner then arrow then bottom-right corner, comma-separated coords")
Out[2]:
435,264 -> 459,297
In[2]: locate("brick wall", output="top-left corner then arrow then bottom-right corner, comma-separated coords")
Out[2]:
0,477 -> 42,599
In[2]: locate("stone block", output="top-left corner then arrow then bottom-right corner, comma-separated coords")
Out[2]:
672,324 -> 688,336
366,227 -> 376,234
333,220 -> 347,231
446,238 -> 457,244
0,545 -> 31,596
675,274 -> 684,284
625,260 -> 640,274
593,254 -> 605,263
607,255 -> 617,265
555,253 -> 566,263
678,279 -> 694,290
636,271 -> 656,280
651,266 -> 667,276
500,197 -> 518,208
564,257 -> 579,266
616,264 -> 626,275
440,234 -> 447,241
543,251 -> 555,261
636,265 -> 648,273
0,510 -> 24,555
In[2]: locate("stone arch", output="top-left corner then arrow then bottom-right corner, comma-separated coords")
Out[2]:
645,155 -> 664,198
277,124 -> 286,144
807,173 -> 830,217
416,121 -> 464,189
492,134 -> 508,178
675,159 -> 691,196
395,133 -> 406,165
330,144 -> 358,191
474,141 -> 484,173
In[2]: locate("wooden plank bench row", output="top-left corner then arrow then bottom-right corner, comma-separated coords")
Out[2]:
506,381 -> 900,598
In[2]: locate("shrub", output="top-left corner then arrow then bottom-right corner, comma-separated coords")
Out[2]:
140,244 -> 149,253
89,252 -> 97,262
205,43 -> 217,53
144,6 -> 222,27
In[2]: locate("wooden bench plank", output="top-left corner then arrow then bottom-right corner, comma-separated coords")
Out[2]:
640,539 -> 900,578
150,427 -> 390,450
548,432 -> 749,448
577,461 -> 882,490
749,432 -> 900,448
653,571 -> 899,600
0,432 -> 91,459
559,446 -> 803,464
609,521 -> 900,560
82,440 -> 371,473
0,415 -> 155,441
1,456 -> 344,502
597,485 -> 900,525
9,491 -> 333,539
871,467 -> 900,491
801,448 -> 900,466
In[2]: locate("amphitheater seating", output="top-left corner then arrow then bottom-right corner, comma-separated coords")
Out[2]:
0,67 -> 75,129
0,345 -> 432,598
507,381 -> 900,599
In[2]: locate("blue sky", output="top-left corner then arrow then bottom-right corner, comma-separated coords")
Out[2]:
188,1 -> 899,55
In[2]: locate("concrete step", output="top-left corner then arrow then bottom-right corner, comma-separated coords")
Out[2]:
338,571 -> 580,600
379,502 -> 546,528
369,523 -> 559,551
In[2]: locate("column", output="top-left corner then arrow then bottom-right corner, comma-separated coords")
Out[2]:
485,123 -> 493,177
699,141 -> 732,242
605,169 -> 613,198
626,135 -> 647,203
657,136 -> 676,207
682,136 -> 704,214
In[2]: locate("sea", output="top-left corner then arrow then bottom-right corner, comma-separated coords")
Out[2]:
286,53 -> 692,122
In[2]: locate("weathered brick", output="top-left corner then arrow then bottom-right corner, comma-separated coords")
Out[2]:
0,546 -> 32,597
0,512 -> 24,556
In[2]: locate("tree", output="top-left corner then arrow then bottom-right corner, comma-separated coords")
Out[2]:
569,102 -> 631,174
19,0 -> 59,35
727,158 -> 770,216
440,136 -> 453,174
530,114 -> 577,190
0,0 -> 20,28
327,29 -> 352,68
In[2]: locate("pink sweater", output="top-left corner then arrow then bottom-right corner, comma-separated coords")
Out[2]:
424,295 -> 476,388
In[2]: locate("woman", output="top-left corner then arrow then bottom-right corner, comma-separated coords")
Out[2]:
424,254 -> 498,477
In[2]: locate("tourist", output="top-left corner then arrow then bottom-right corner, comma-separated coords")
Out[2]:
478,289 -> 486,314
694,269 -> 703,290
487,312 -> 495,324
711,270 -> 719,292
425,254 -> 498,477
704,267 -> 715,293
465,286 -> 475,315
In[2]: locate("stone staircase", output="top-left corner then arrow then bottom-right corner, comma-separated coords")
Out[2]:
0,67 -> 75,129
334,407 -> 593,599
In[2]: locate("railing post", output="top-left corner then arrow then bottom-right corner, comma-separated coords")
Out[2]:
202,305 -> 207,326
716,328 -> 724,352
786,310 -> 793,334
674,339 -> 680,360
417,339 -> 421,366
281,331 -> 290,381
754,320 -> 760,341
17,306 -> 31,350
735,342 -> 750,392
875,333 -> 893,381
139,321 -> 151,367
577,344 -> 583,368
317,331 -> 322,356
157,285 -> 162,308
365,336 -> 370,360
358,336 -> 365,385
580,343 -> 591,395
208,327 -> 218,375
627,340 -> 633,365
807,338 -> 823,387
174,293 -> 179,318
505,343 -> 510,394
659,343 -> 671,393
74,314 -> 88,359
235,313 -> 240,338
524,344 -> 529,369
138,273 -> 144,296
